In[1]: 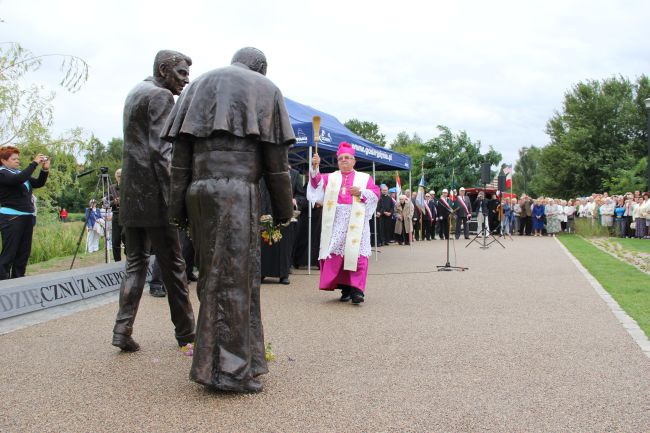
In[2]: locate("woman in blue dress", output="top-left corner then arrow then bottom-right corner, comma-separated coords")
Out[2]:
614,198 -> 626,237
500,198 -> 513,236
532,198 -> 545,237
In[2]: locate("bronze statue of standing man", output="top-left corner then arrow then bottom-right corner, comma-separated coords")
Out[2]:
112,50 -> 195,352
161,47 -> 294,393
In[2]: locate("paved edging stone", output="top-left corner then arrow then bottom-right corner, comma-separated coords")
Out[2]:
0,290 -> 119,335
555,237 -> 650,358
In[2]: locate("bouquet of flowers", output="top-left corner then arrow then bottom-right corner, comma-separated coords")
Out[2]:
260,214 -> 283,246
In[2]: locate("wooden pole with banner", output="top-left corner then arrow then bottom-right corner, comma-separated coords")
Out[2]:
307,116 -> 321,276
409,169 -> 413,251
373,161 -> 378,261
419,160 -> 423,242
313,116 -> 321,154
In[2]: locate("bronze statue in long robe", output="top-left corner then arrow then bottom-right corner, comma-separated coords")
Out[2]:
162,47 -> 294,393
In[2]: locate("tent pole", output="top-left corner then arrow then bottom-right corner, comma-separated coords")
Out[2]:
307,146 -> 313,275
373,162 -> 378,262
409,170 -> 413,252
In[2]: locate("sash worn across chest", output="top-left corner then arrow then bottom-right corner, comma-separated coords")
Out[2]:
319,170 -> 370,271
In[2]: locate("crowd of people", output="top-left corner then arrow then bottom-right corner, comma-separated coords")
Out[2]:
498,191 -> 649,239
573,191 -> 650,238
360,187 -> 650,242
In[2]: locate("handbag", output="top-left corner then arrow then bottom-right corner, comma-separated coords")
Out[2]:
630,222 -> 636,230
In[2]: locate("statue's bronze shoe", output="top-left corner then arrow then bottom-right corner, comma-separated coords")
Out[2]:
112,334 -> 141,352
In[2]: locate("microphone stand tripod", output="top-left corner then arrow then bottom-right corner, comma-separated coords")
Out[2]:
437,207 -> 468,272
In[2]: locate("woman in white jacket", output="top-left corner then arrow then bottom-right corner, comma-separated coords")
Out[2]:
600,198 -> 615,228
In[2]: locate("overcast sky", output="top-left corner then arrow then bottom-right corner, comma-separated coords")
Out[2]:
3,0 -> 649,165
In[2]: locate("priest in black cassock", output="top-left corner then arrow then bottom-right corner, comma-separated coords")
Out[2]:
293,170 -> 321,269
260,167 -> 306,284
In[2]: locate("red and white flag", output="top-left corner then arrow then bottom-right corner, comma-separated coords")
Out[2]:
504,164 -> 513,189
395,171 -> 402,196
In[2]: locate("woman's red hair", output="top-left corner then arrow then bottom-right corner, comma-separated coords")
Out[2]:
0,146 -> 20,162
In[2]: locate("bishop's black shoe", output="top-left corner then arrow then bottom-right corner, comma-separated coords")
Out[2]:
338,285 -> 352,302
351,288 -> 365,305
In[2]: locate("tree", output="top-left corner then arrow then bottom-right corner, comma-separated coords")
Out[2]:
0,39 -> 89,212
391,131 -> 425,160
603,157 -> 647,194
538,75 -> 650,197
344,119 -> 387,147
20,127 -> 91,213
76,137 -> 123,207
512,146 -> 541,197
0,42 -> 88,146
376,131 -> 427,187
422,126 -> 501,192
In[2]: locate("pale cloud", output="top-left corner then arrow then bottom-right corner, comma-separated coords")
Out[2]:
2,0 -> 649,166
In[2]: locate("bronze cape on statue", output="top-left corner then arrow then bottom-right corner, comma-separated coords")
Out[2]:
162,47 -> 294,393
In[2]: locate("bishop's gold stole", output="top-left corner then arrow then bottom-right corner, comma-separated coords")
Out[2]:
319,170 -> 370,271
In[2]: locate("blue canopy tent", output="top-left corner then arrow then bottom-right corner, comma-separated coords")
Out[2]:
284,98 -> 413,268
284,98 -> 412,172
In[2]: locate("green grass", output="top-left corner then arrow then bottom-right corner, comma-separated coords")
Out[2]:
0,217 -> 110,266
29,221 -> 89,264
611,238 -> 650,255
26,249 -> 110,275
66,212 -> 86,223
559,235 -> 650,338
574,217 -> 611,237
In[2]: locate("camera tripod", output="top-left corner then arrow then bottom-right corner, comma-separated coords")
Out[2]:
70,167 -> 113,269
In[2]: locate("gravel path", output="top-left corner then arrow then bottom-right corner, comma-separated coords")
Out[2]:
1,236 -> 649,432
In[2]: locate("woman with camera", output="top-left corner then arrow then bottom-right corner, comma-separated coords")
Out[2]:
0,146 -> 49,279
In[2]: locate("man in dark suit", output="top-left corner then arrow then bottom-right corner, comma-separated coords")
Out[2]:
436,189 -> 454,240
108,169 -> 124,262
487,193 -> 500,234
424,191 -> 437,240
112,50 -> 195,353
410,191 -> 421,241
454,187 -> 472,239
519,195 -> 533,236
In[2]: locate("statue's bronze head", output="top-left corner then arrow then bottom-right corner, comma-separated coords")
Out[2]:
154,50 -> 192,95
231,47 -> 267,76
